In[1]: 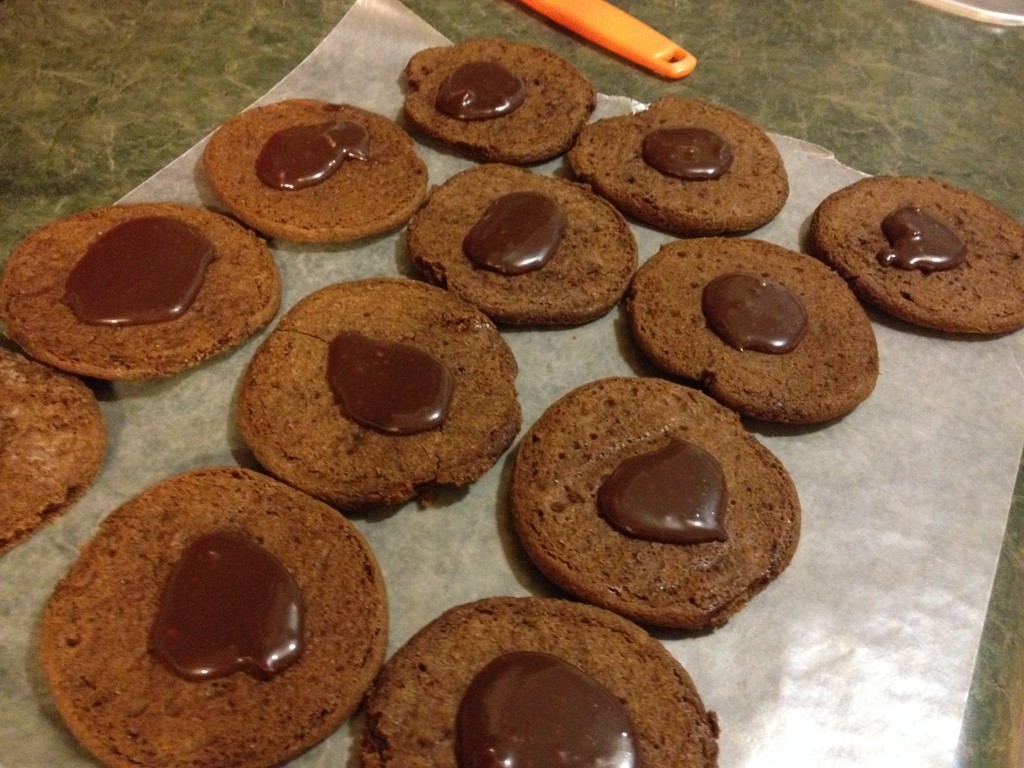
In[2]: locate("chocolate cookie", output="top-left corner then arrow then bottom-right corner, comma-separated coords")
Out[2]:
361,596 -> 719,768
0,346 -> 105,555
0,202 -> 280,380
403,37 -> 596,164
39,466 -> 388,768
236,277 -> 521,511
509,377 -> 800,631
202,98 -> 428,243
567,96 -> 789,236
626,237 -> 878,424
407,163 -> 638,325
806,175 -> 1024,334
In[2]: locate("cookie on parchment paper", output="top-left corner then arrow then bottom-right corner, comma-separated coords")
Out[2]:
407,163 -> 637,325
806,175 -> 1024,334
0,202 -> 280,380
510,377 -> 800,631
567,96 -> 788,236
626,237 -> 878,424
361,596 -> 719,768
203,98 -> 428,243
403,37 -> 596,164
236,277 -> 521,511
0,346 -> 106,555
39,466 -> 388,768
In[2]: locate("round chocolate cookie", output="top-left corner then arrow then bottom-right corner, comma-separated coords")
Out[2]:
361,596 -> 719,768
0,202 -> 280,380
509,377 -> 800,631
806,175 -> 1024,334
39,466 -> 388,768
235,277 -> 521,511
626,237 -> 879,424
0,346 -> 106,555
402,37 -> 596,164
202,98 -> 428,243
407,163 -> 638,325
567,96 -> 789,236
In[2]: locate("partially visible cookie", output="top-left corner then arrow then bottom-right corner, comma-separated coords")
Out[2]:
0,202 -> 280,380
567,96 -> 789,236
0,346 -> 106,554
626,237 -> 878,424
510,377 -> 800,631
236,277 -> 521,511
203,98 -> 428,243
403,37 -> 596,164
407,163 -> 637,325
806,175 -> 1024,334
39,466 -> 388,768
361,596 -> 719,768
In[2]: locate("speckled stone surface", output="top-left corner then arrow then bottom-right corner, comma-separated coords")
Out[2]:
1,1 -> 1022,765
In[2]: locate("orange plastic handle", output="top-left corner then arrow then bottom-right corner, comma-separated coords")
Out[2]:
519,0 -> 696,79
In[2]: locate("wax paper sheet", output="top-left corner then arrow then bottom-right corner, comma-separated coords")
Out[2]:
2,1 -> 1023,766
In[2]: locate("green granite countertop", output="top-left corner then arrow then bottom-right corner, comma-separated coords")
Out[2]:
2,1 -> 1022,765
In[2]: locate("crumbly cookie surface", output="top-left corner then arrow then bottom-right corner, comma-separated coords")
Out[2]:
0,346 -> 106,554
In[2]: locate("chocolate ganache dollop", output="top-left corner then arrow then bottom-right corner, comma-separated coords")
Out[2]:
327,331 -> 454,435
435,61 -> 526,121
642,126 -> 734,181
702,272 -> 807,354
150,530 -> 304,682
463,191 -> 567,275
456,650 -> 638,768
255,119 -> 370,191
599,438 -> 728,545
876,206 -> 965,272
63,215 -> 215,326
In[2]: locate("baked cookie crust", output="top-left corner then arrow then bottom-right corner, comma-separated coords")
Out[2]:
0,346 -> 106,554
403,38 -> 596,164
408,163 -> 637,325
39,466 -> 388,768
626,237 -> 878,424
361,596 -> 719,768
807,175 -> 1024,334
0,202 -> 280,380
236,277 -> 521,511
203,98 -> 428,243
510,377 -> 800,631
567,96 -> 789,236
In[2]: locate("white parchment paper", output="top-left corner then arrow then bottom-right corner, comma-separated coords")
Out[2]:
2,1 -> 1023,766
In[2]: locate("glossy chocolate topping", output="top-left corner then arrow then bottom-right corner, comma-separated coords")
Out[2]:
702,272 -> 807,354
435,61 -> 526,121
255,119 -> 370,190
642,126 -> 734,181
462,191 -> 567,275
327,331 -> 454,435
150,530 -> 304,682
456,650 -> 638,768
876,206 -> 966,272
63,215 -> 215,326
599,439 -> 728,545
